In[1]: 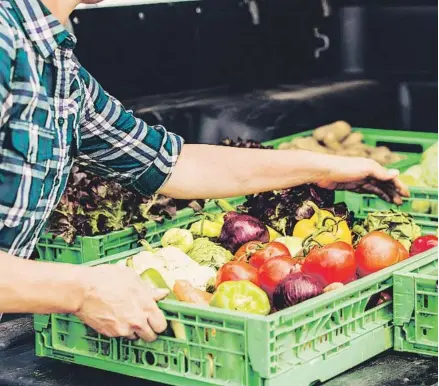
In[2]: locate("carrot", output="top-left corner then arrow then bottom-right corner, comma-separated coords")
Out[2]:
173,280 -> 213,304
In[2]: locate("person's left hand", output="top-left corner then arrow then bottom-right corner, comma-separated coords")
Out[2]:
316,157 -> 409,205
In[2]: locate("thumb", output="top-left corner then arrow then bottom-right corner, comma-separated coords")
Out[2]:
372,167 -> 399,181
151,288 -> 170,301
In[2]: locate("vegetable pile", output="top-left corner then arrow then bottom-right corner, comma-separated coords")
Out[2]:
46,166 -> 203,243
278,121 -> 405,165
118,186 -> 437,326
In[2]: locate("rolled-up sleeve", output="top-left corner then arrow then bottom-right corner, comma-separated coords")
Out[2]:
77,68 -> 184,195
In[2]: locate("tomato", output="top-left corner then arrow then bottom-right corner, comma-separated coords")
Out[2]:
234,241 -> 264,262
249,242 -> 291,269
355,231 -> 409,277
302,242 -> 356,287
410,235 -> 438,256
215,261 -> 260,288
259,256 -> 299,297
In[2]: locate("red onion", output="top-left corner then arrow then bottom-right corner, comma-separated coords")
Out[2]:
273,272 -> 323,311
219,212 -> 269,253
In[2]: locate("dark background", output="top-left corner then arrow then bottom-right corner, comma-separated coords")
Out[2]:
70,0 -> 438,143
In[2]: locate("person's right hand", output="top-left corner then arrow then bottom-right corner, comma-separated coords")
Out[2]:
75,264 -> 169,342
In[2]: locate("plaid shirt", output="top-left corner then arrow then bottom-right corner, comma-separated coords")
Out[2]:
0,0 -> 183,258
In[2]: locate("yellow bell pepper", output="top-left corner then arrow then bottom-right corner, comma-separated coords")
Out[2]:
267,226 -> 282,241
293,201 -> 352,246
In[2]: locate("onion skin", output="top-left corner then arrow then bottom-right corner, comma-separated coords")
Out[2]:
273,273 -> 323,311
219,212 -> 269,253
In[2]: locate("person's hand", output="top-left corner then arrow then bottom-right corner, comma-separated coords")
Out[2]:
75,264 -> 169,342
316,156 -> 409,205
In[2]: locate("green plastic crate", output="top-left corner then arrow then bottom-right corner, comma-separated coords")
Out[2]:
36,228 -> 140,264
263,127 -> 437,174
334,189 -> 438,235
34,194 -> 438,386
393,252 -> 438,357
34,250 -> 436,386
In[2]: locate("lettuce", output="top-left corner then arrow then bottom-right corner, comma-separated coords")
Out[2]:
420,142 -> 438,188
46,166 -> 179,243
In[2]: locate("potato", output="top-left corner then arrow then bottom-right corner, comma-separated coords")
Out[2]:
339,147 -> 369,158
387,152 -> 405,164
369,146 -> 392,165
342,132 -> 364,147
278,142 -> 293,150
313,121 -> 352,143
291,137 -> 331,153
322,131 -> 343,151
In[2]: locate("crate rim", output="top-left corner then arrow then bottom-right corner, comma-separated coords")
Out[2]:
81,245 -> 438,324
39,226 -> 137,242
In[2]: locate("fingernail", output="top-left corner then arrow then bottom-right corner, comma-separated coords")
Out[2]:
388,169 -> 399,177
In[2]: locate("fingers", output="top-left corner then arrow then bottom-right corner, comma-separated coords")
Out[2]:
362,178 -> 405,205
367,162 -> 410,204
393,177 -> 410,198
369,163 -> 400,182
375,181 -> 403,205
151,288 -> 170,301
362,182 -> 393,203
132,322 -> 157,343
144,295 -> 168,334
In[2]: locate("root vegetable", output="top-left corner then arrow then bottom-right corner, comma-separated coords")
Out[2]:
322,131 -> 343,150
342,132 -> 364,147
370,146 -> 393,165
278,142 -> 293,150
313,121 -> 351,143
290,137 -> 331,153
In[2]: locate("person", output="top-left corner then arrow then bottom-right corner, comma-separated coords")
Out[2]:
0,0 -> 408,343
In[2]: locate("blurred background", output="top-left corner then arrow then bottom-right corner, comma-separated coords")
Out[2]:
70,0 -> 438,144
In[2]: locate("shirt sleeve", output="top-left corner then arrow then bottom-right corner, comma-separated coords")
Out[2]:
0,15 -> 15,126
77,67 -> 184,196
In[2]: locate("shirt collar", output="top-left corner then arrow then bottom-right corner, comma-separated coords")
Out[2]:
10,0 -> 76,59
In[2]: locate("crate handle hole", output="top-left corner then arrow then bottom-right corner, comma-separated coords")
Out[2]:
143,351 -> 156,366
424,296 -> 429,308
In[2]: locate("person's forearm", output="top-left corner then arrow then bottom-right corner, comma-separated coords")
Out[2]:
0,252 -> 85,314
159,145 -> 333,199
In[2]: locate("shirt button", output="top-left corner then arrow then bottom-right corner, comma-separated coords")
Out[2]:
58,117 -> 65,126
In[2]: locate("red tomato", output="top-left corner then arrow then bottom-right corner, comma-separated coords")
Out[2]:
410,235 -> 438,256
259,256 -> 299,297
302,242 -> 356,287
249,242 -> 291,269
234,241 -> 264,262
215,261 -> 260,288
355,231 -> 409,277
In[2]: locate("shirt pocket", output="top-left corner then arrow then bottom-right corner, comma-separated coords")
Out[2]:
6,119 -> 54,163
0,119 -> 55,228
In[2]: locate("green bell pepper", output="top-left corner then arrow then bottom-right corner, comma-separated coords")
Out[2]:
209,280 -> 271,316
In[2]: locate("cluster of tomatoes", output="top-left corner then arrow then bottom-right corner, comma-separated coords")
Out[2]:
214,232 -> 438,300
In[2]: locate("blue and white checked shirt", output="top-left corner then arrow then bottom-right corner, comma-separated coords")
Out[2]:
0,0 -> 183,258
